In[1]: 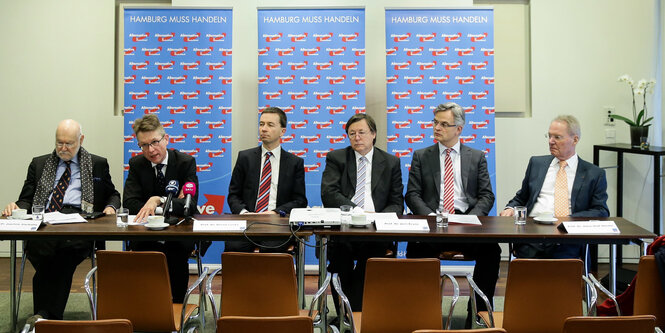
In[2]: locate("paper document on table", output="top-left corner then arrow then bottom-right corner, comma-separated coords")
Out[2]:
127,215 -> 147,225
448,214 -> 481,225
44,212 -> 87,224
365,212 -> 399,222
193,219 -> 247,231
0,219 -> 42,231
289,208 -> 341,223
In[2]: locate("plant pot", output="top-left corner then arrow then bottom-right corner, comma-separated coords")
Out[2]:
629,126 -> 649,148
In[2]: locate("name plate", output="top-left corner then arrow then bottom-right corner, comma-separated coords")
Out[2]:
0,220 -> 42,231
193,219 -> 246,232
559,221 -> 620,234
375,219 -> 429,232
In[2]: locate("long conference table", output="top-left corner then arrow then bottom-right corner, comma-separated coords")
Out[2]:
2,214 -> 656,332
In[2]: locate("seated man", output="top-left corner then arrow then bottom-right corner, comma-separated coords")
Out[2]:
123,114 -> 198,303
2,119 -> 120,322
321,113 -> 404,311
226,107 -> 307,252
500,115 -> 609,258
405,102 -> 500,326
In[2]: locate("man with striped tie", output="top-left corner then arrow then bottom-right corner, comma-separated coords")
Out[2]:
500,115 -> 609,258
226,107 -> 307,252
321,113 -> 404,311
405,102 -> 500,327
2,119 -> 120,322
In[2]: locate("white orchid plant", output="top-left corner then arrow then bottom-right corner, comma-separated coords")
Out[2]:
610,75 -> 656,127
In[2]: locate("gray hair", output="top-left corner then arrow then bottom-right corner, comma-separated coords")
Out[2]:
552,115 -> 581,139
433,102 -> 465,127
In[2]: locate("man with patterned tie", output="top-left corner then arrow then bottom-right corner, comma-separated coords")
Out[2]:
123,114 -> 198,303
321,113 -> 404,311
405,102 -> 500,327
226,107 -> 307,252
2,119 -> 120,322
500,115 -> 609,258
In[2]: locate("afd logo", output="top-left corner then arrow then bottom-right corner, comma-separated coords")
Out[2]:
196,162 -> 213,172
386,104 -> 399,113
193,105 -> 213,114
168,47 -> 187,56
442,61 -> 462,70
124,75 -> 136,84
327,134 -> 347,144
124,46 -> 136,56
168,75 -> 187,84
482,76 -> 494,85
392,61 -> 411,70
327,75 -> 344,85
304,163 -> 321,172
289,90 -> 308,100
391,33 -> 410,42
302,105 -> 321,115
219,48 -> 232,56
340,91 -> 359,100
155,90 -> 174,100
142,75 -> 161,84
129,32 -> 149,42
327,105 -> 346,115
353,106 -> 366,114
406,105 -> 425,114
264,61 -> 282,70
156,61 -> 175,70
405,75 -> 423,84
387,75 -> 399,84
207,33 -> 226,42
327,47 -> 346,56
143,47 -> 162,56
180,148 -> 200,157
406,134 -> 425,143
313,32 -> 333,42
386,47 -> 398,55
315,149 -> 333,158
417,90 -> 437,100
181,120 -> 201,129
289,33 -> 308,42
219,76 -> 232,85
129,149 -> 143,157
315,120 -> 334,129
417,32 -> 436,42
483,135 -> 496,144
193,134 -> 213,143
419,120 -> 433,129
481,48 -> 494,56
181,61 -> 200,70
207,61 -> 227,70
258,75 -> 270,84
463,105 -> 477,114
404,47 -> 423,56
470,120 -> 490,129
258,47 -> 270,56
288,148 -> 308,157
141,105 -> 162,114
219,106 -> 232,115
194,75 -> 213,84
418,61 -> 437,70
280,133 -> 295,144
168,105 -> 187,114
387,133 -> 399,142
123,105 -> 136,114
469,32 -> 488,42
442,90 -> 463,100
392,90 -> 412,100
124,133 -> 136,142
281,105 -> 296,113
354,77 -> 365,85
289,120 -> 308,129
301,134 -> 322,144
314,61 -> 333,70
181,90 -> 201,100
181,32 -> 200,42
353,48 -> 365,56
430,47 -> 449,56
289,61 -> 308,70
263,90 -> 283,100
129,90 -> 149,100
129,61 -> 149,70
392,148 -> 413,158
460,134 -> 477,144
206,148 -> 226,158
483,106 -> 495,115
206,90 -> 226,100
442,32 -> 461,42
469,61 -> 489,70
277,75 -> 296,84
393,119 -> 412,129
302,47 -> 320,56
194,47 -> 213,56
218,135 -> 233,144
456,75 -> 476,85
431,75 -> 450,84
340,32 -> 359,42
314,90 -> 333,100
340,61 -> 359,70
469,90 -> 489,100
277,47 -> 296,56
169,134 -> 187,143
455,47 -> 475,56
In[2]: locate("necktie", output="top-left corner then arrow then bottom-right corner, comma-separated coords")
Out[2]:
352,156 -> 367,209
255,152 -> 272,212
554,160 -> 570,217
47,161 -> 72,212
441,148 -> 455,214
155,163 -> 166,192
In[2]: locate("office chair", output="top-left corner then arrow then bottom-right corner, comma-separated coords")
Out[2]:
30,319 -> 133,333
217,315 -> 313,333
563,315 -> 656,333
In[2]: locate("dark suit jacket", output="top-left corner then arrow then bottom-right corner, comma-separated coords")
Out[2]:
227,146 -> 307,214
16,152 -> 121,212
123,149 -> 198,216
405,143 -> 494,216
321,146 -> 404,214
506,155 -> 609,217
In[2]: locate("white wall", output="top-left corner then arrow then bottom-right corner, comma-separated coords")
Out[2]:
0,0 -> 661,261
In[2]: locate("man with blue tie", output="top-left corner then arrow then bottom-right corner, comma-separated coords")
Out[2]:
500,115 -> 609,258
2,119 -> 120,322
321,113 -> 404,311
226,107 -> 307,252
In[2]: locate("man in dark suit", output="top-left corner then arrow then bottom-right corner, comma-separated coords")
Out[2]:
500,115 -> 609,258
405,102 -> 500,325
321,113 -> 404,310
2,119 -> 120,322
123,114 -> 198,303
226,107 -> 307,252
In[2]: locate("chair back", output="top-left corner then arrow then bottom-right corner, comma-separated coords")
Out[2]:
563,315 -> 656,333
35,319 -> 133,333
413,329 -> 507,333
220,252 -> 299,317
502,259 -> 584,333
634,255 -> 665,328
217,316 -> 313,333
361,258 -> 442,333
96,250 -> 176,332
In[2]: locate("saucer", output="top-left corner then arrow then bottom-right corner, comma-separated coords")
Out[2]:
349,221 -> 371,227
7,215 -> 31,220
145,222 -> 169,230
534,216 -> 558,224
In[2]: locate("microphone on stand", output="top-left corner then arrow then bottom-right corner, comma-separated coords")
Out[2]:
183,182 -> 196,217
163,180 -> 179,225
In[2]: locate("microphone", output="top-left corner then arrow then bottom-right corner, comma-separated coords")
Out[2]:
183,182 -> 196,217
163,180 -> 179,224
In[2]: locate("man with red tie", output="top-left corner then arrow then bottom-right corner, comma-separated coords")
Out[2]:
226,107 -> 307,252
405,102 -> 500,327
500,115 -> 609,258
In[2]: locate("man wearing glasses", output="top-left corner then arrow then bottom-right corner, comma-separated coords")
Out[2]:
321,113 -> 404,312
123,114 -> 198,303
405,102 -> 500,327
500,115 -> 609,258
2,119 -> 120,323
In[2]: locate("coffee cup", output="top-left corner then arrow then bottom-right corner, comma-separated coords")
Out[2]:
351,214 -> 366,225
11,208 -> 28,219
147,215 -> 165,226
538,212 -> 555,220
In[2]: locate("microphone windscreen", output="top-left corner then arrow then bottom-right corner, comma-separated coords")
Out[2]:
183,182 -> 196,195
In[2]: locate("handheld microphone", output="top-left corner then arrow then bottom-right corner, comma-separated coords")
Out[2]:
163,180 -> 179,223
183,182 -> 196,217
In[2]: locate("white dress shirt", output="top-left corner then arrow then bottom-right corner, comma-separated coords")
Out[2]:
530,154 -> 578,217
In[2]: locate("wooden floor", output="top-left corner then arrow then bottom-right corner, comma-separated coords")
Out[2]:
0,258 -> 630,297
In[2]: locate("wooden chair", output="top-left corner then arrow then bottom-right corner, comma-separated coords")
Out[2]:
563,315 -> 656,333
333,258 -> 448,333
32,319 -> 133,333
474,259 -> 592,333
205,252 -> 330,332
413,329 -> 507,333
217,316 -> 313,333
634,256 -> 665,328
84,250 -> 207,333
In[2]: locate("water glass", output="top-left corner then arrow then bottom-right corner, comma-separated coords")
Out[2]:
340,205 -> 352,224
436,209 -> 449,228
117,208 -> 129,228
514,206 -> 527,225
31,205 -> 44,221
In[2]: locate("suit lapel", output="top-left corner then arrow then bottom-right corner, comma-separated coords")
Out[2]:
459,145 -> 470,193
371,148 -> 384,192
428,145 -> 442,196
347,147 -> 357,190
251,147 -> 263,200
165,149 -> 177,181
530,156 -> 553,205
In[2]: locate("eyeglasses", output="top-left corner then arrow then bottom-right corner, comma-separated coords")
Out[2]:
545,133 -> 566,141
432,119 -> 457,128
348,130 -> 371,138
138,134 -> 165,150
55,141 -> 76,149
